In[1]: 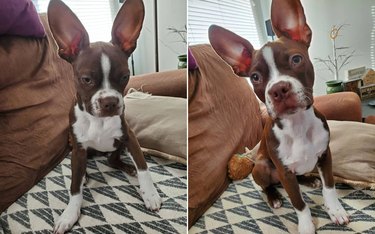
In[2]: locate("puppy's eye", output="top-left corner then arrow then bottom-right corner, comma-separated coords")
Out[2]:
250,72 -> 262,84
121,74 -> 130,82
81,76 -> 93,85
290,54 -> 303,66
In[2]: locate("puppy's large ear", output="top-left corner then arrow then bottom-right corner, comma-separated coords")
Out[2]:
209,25 -> 254,77
111,0 -> 145,56
48,0 -> 89,62
271,0 -> 312,47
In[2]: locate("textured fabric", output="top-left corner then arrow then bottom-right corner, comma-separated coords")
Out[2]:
0,0 -> 45,37
190,176 -> 375,233
124,90 -> 187,164
188,44 -> 263,228
0,153 -> 187,233
0,14 -> 75,212
124,69 -> 187,98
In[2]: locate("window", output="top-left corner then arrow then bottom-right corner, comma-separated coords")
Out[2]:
32,0 -> 118,42
188,0 -> 264,49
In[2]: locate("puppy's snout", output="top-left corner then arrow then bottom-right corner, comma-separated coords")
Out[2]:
99,97 -> 119,112
268,81 -> 291,102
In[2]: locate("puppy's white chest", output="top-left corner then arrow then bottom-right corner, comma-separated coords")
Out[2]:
72,105 -> 123,152
273,108 -> 329,175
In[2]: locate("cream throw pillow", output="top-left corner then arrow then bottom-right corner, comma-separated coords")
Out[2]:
124,89 -> 187,164
324,120 -> 375,187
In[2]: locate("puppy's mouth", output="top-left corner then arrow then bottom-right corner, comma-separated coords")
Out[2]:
98,108 -> 122,118
267,94 -> 308,118
266,81 -> 313,119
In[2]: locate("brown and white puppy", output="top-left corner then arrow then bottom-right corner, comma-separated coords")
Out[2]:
48,0 -> 162,233
209,0 -> 349,233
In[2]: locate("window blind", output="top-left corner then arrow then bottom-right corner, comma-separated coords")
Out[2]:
188,0 -> 262,49
32,0 -> 117,42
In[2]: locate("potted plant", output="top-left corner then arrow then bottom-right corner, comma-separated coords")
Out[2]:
315,24 -> 355,94
167,25 -> 187,69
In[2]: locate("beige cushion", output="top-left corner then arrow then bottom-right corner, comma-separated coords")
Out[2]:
124,89 -> 187,164
325,120 -> 375,187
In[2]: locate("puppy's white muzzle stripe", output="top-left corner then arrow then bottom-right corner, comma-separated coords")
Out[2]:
261,46 -> 307,118
91,53 -> 124,116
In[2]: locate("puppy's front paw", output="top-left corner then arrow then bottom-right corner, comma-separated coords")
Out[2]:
138,170 -> 162,211
54,193 -> 82,234
140,185 -> 162,211
325,200 -> 349,225
53,207 -> 80,234
298,218 -> 315,234
323,187 -> 349,225
296,206 -> 315,234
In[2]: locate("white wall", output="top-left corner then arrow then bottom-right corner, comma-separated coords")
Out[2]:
131,0 -> 187,75
158,0 -> 187,71
259,0 -> 374,95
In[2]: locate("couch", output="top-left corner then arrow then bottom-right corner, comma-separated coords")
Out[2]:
188,44 -> 375,229
0,8 -> 187,233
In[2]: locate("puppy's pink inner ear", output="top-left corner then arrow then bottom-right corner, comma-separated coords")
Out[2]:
271,0 -> 312,47
240,49 -> 252,72
59,33 -> 87,60
113,29 -> 139,55
286,26 -> 311,47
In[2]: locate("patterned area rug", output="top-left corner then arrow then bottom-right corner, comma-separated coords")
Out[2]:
190,176 -> 375,234
0,153 -> 187,234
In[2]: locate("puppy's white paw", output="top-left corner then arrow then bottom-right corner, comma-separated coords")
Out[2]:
311,178 -> 322,188
296,206 -> 315,234
140,185 -> 162,211
323,187 -> 350,225
54,193 -> 82,234
53,205 -> 80,234
325,198 -> 349,225
298,218 -> 315,234
138,170 -> 162,211
272,199 -> 282,209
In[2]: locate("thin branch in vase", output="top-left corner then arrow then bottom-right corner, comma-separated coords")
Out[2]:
314,24 -> 355,80
167,26 -> 187,44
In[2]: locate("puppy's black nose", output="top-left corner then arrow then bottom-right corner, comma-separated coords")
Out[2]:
99,97 -> 119,112
268,81 -> 291,102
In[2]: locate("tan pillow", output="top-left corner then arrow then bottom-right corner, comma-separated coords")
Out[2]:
321,120 -> 375,187
124,89 -> 187,164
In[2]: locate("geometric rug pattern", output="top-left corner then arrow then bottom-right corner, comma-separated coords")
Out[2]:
0,153 -> 187,234
190,175 -> 375,234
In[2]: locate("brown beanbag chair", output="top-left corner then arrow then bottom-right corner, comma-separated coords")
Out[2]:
188,44 -> 263,228
0,14 -> 75,213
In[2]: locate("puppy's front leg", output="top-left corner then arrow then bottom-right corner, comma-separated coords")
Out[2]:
278,168 -> 315,234
54,146 -> 87,234
126,127 -> 162,211
317,147 -> 349,225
